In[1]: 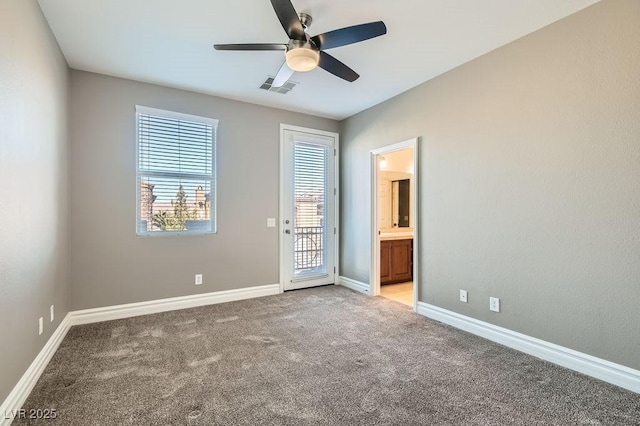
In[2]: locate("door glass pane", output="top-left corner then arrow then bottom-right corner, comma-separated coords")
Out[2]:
293,142 -> 328,277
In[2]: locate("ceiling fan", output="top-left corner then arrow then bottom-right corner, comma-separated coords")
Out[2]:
214,0 -> 387,87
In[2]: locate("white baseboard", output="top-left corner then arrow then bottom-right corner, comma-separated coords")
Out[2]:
69,283 -> 281,326
338,276 -> 370,295
417,302 -> 640,394
1,313 -> 71,426
1,283 -> 281,424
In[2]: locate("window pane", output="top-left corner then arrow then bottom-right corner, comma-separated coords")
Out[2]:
293,143 -> 328,276
138,114 -> 213,176
136,107 -> 217,235
139,177 -> 214,233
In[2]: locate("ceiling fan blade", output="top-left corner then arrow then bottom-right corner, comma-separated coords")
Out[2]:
272,61 -> 295,87
270,0 -> 306,40
311,21 -> 387,50
317,51 -> 359,82
214,43 -> 287,51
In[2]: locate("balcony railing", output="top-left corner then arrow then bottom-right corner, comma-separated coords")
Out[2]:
294,226 -> 324,271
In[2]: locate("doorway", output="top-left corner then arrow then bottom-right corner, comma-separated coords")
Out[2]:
280,124 -> 339,291
371,139 -> 419,309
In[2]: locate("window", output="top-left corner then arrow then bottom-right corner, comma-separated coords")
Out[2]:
136,106 -> 217,235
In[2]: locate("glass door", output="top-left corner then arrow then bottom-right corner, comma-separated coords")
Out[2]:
281,127 -> 336,291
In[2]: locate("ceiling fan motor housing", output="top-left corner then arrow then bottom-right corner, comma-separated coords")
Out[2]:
298,13 -> 312,31
283,13 -> 319,72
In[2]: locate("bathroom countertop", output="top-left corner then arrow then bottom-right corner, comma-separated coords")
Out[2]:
380,231 -> 414,241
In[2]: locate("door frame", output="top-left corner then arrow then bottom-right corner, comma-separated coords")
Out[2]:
370,138 -> 419,311
279,124 -> 340,293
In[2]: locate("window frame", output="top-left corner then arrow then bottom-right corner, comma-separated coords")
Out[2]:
135,105 -> 218,237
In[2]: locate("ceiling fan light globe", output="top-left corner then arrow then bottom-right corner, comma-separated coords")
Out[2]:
286,48 -> 320,72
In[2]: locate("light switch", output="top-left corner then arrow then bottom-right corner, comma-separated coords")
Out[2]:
267,218 -> 276,228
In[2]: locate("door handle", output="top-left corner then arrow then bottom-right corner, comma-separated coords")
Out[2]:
285,229 -> 291,234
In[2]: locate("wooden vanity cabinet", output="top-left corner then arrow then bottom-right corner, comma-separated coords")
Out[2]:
380,238 -> 413,285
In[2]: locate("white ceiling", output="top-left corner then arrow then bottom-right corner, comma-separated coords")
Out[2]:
38,0 -> 599,120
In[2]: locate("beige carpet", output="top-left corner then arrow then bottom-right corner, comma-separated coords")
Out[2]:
15,286 -> 640,425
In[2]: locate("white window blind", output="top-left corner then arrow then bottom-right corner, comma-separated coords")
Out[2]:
293,142 -> 328,275
136,106 -> 217,235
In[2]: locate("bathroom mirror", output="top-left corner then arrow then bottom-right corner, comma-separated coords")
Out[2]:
392,179 -> 410,227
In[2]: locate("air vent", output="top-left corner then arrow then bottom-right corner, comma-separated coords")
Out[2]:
259,77 -> 298,94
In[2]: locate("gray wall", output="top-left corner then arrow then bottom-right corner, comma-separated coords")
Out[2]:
0,0 -> 70,402
340,0 -> 640,370
69,71 -> 339,310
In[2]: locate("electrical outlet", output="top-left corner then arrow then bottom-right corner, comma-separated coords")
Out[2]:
38,317 -> 43,335
267,218 -> 276,228
459,290 -> 468,303
50,305 -> 54,322
195,274 -> 203,285
490,297 -> 500,313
